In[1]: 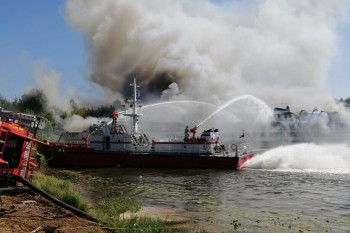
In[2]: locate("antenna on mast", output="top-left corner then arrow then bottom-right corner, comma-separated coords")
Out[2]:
124,78 -> 142,134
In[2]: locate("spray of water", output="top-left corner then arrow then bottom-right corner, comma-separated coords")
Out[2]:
196,94 -> 273,127
143,100 -> 216,109
244,143 -> 350,173
138,100 -> 218,138
134,94 -> 275,145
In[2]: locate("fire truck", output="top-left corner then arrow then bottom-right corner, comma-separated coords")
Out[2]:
0,108 -> 44,187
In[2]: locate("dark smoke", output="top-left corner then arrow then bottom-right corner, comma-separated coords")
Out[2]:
18,89 -> 47,114
65,0 -> 349,110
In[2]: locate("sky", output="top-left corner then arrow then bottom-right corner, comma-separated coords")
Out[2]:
0,1 -> 88,101
0,0 -> 350,111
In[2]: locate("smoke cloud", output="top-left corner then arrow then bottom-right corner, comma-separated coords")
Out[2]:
61,114 -> 110,132
66,0 -> 348,110
30,60 -> 118,111
32,60 -> 71,111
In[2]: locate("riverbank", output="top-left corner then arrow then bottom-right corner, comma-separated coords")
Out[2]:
0,192 -> 112,233
1,169 -> 202,233
3,167 -> 348,232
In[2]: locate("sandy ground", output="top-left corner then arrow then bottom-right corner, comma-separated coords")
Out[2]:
0,193 -> 113,233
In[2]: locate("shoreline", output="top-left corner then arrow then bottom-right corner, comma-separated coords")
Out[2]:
0,169 -> 201,233
0,192 -> 112,233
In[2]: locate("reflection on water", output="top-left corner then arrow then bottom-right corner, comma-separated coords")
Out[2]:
66,168 -> 350,232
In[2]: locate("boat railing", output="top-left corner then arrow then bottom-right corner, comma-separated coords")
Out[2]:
130,147 -> 151,154
232,142 -> 254,157
151,143 -> 216,156
130,127 -> 151,145
153,136 -> 208,144
167,135 -> 186,142
48,141 -> 88,148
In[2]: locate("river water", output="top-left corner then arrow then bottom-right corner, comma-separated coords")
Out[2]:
64,143 -> 350,232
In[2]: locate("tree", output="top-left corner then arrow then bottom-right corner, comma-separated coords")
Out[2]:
0,95 -> 13,109
345,98 -> 350,105
17,90 -> 47,114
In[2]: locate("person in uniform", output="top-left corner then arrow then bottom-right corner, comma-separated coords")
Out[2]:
184,125 -> 190,140
112,111 -> 118,125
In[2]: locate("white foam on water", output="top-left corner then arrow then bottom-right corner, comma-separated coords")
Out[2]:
244,143 -> 350,174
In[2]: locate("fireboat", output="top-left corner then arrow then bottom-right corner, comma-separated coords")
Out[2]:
38,79 -> 254,169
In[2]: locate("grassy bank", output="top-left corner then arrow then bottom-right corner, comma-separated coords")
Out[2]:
32,171 -> 89,212
32,169 -> 203,233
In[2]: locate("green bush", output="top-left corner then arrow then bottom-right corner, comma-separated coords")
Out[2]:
99,196 -> 142,218
32,171 -> 89,212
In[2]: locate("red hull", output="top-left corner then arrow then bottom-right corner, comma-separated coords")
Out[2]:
39,144 -> 253,170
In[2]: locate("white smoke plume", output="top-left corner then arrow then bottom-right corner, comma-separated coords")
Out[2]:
62,114 -> 110,132
65,0 -> 348,110
161,82 -> 182,100
30,60 -> 118,112
20,60 -> 70,110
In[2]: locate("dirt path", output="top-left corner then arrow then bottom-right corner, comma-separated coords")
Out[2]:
0,193 -> 113,233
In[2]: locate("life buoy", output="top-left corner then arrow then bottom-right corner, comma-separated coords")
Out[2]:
231,144 -> 236,150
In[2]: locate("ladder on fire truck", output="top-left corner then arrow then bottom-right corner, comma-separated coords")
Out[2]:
0,129 -> 8,161
20,140 -> 37,183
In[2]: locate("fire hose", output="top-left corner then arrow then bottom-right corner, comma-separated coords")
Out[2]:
10,174 -> 100,223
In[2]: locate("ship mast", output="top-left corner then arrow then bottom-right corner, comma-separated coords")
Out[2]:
124,78 -> 142,134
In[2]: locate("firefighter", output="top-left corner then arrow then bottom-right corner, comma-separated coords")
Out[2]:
36,152 -> 46,167
112,111 -> 118,125
190,126 -> 197,138
184,125 -> 190,139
